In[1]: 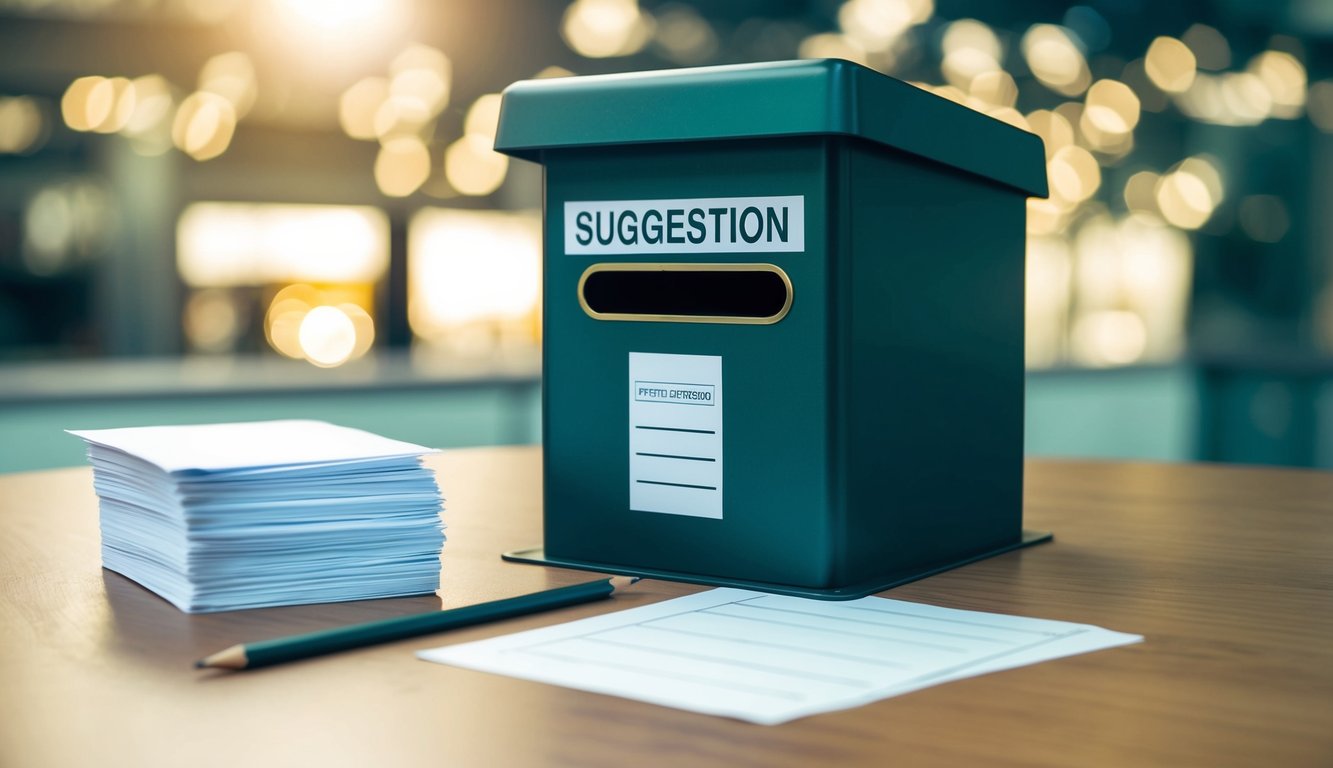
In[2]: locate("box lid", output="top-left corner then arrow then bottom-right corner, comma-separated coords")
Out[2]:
495,59 -> 1048,197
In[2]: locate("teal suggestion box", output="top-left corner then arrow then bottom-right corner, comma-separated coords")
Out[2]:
499,59 -> 1051,598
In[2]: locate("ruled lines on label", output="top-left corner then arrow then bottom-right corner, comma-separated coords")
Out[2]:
629,353 -> 723,519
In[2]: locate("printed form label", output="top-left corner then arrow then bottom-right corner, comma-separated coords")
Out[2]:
629,352 -> 723,519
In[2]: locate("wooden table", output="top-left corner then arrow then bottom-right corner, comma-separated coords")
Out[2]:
2,446 -> 1331,767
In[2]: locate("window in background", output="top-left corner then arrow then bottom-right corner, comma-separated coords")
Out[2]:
175,202 -> 388,366
408,208 -> 541,355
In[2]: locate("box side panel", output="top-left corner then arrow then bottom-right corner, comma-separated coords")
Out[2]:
840,138 -> 1026,583
541,138 -> 838,587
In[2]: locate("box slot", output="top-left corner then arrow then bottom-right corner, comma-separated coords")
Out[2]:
578,263 -> 792,324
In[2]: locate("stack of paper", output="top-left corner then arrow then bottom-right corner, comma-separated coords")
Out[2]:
69,420 -> 445,613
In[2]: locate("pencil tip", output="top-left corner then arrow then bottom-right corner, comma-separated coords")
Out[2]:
609,575 -> 642,592
193,659 -> 206,669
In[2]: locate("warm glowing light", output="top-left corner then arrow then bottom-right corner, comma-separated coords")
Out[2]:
1047,145 -> 1100,205
1025,110 -> 1074,159
256,0 -> 411,73
798,33 -> 869,65
1248,50 -> 1306,118
172,92 -> 237,161
1155,158 -> 1222,230
1182,23 -> 1231,71
97,77 -> 136,134
177,203 -> 390,287
1022,24 -> 1091,97
1144,37 -> 1196,94
838,0 -> 930,51
0,96 -> 45,154
374,136 -> 431,197
1083,79 -> 1140,134
62,76 -> 101,132
339,302 -> 376,360
464,94 -> 503,141
941,19 -> 1001,90
1025,198 -> 1068,236
535,65 -> 576,79
199,51 -> 257,118
1025,235 -> 1072,367
562,0 -> 653,59
1238,195 -> 1290,243
1123,171 -> 1160,214
339,77 -> 388,140
1174,72 -> 1277,126
299,305 -> 357,367
265,283 -> 321,358
1072,310 -> 1147,366
969,71 -> 1017,108
385,44 -> 450,129
1178,156 -> 1223,205
122,75 -> 172,135
444,135 -> 509,196
63,76 -> 136,134
408,208 -> 542,349
1223,72 -> 1274,123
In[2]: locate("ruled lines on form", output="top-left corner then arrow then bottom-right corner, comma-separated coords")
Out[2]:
628,353 -> 723,518
418,588 -> 1143,725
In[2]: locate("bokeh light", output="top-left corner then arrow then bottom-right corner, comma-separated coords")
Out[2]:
444,134 -> 509,197
562,0 -> 653,59
1248,50 -> 1306,118
199,51 -> 258,119
339,77 -> 389,140
408,208 -> 541,352
299,305 -> 357,367
798,32 -> 869,65
178,203 -> 389,287
374,136 -> 431,197
1144,37 -> 1196,94
1154,156 -> 1222,230
1022,24 -> 1091,97
171,92 -> 237,161
0,96 -> 47,155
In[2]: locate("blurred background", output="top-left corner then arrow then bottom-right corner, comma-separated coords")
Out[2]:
2,0 -> 1332,472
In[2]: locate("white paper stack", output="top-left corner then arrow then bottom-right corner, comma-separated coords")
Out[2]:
68,420 -> 445,613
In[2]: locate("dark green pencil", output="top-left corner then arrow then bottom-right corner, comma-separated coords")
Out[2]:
194,576 -> 639,671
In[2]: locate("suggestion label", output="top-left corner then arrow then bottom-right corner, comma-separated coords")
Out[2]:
566,196 -> 804,255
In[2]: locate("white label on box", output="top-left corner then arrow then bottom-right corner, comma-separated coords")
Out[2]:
629,352 -> 723,519
566,196 -> 804,255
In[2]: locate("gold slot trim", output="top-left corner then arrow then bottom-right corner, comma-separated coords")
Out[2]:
577,263 -> 793,325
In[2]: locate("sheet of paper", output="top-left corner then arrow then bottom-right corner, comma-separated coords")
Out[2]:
68,420 -> 436,474
418,588 -> 1142,725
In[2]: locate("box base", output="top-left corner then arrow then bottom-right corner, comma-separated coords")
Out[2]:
502,529 -> 1053,600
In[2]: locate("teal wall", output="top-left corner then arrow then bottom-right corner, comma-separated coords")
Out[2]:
6,361 -> 1329,474
0,384 -> 542,474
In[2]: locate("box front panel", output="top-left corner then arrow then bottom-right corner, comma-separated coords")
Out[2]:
541,138 -> 836,587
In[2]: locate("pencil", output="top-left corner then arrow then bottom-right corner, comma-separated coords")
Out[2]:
195,575 -> 639,671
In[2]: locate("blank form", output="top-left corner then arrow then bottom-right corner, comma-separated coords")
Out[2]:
419,588 -> 1142,724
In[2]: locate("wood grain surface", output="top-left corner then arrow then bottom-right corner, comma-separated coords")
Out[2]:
1,446 -> 1330,767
